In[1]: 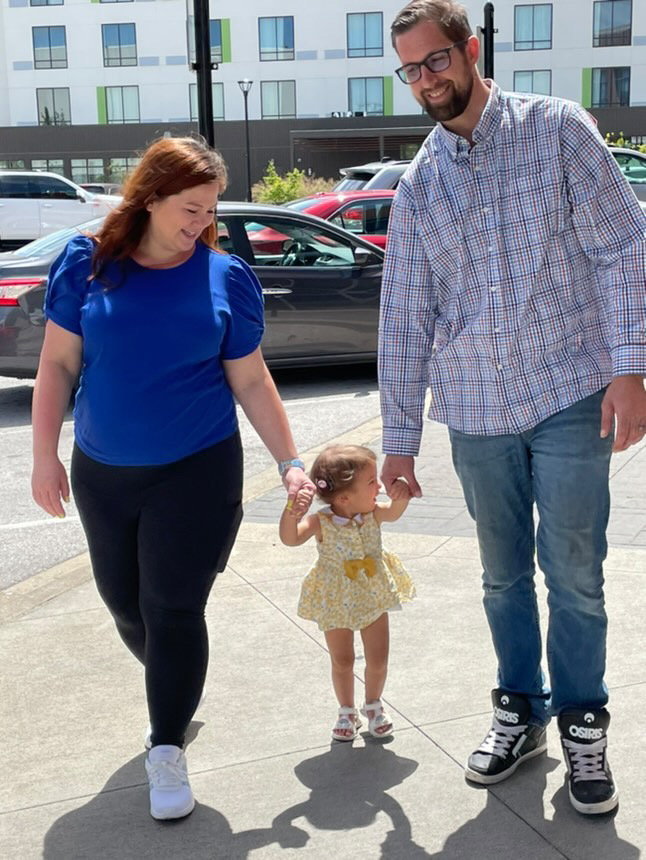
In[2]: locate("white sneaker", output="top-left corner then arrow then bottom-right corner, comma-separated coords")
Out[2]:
144,691 -> 206,750
145,745 -> 195,820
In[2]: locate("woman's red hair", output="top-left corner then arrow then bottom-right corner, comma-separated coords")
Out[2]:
89,136 -> 228,277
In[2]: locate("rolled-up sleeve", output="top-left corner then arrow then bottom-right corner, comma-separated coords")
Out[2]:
561,104 -> 646,377
378,181 -> 435,456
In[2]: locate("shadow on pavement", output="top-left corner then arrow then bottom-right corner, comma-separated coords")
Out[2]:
272,740 -> 427,856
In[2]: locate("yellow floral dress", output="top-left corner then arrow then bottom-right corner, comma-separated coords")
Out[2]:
297,507 -> 415,632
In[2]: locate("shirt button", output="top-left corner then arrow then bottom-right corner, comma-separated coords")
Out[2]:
482,207 -> 490,214
474,165 -> 482,172
488,245 -> 494,252
494,326 -> 500,333
490,286 -> 497,292
497,364 -> 503,371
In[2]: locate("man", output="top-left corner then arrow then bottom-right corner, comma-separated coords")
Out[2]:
379,0 -> 646,816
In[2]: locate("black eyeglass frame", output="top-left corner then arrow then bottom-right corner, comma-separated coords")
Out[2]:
395,39 -> 469,84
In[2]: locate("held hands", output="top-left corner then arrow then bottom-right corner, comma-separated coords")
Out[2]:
32,455 -> 70,518
381,454 -> 422,498
282,466 -> 315,518
389,478 -> 412,501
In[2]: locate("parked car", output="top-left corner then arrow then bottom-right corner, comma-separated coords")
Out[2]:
0,171 -> 121,251
79,182 -> 122,196
286,190 -> 395,249
333,159 -> 411,192
0,203 -> 384,378
609,147 -> 646,202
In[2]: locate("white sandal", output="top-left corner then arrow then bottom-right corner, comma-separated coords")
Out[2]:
361,700 -> 393,738
332,706 -> 362,742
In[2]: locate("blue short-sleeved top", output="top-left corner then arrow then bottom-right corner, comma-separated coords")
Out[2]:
45,235 -> 265,466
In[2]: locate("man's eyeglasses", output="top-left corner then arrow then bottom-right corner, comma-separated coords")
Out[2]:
395,40 -> 469,84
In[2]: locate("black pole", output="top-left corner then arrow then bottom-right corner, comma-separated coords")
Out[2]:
193,0 -> 214,146
243,92 -> 251,202
483,2 -> 495,79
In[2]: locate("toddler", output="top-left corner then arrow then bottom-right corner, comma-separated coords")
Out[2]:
279,444 -> 415,741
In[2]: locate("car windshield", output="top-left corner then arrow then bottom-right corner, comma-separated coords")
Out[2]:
11,219 -> 104,258
613,153 -> 646,185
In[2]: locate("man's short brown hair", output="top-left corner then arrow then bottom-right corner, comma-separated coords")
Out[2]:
391,0 -> 472,48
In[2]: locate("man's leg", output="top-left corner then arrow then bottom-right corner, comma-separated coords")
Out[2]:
450,427 -> 547,718
450,428 -> 548,784
530,390 -> 617,814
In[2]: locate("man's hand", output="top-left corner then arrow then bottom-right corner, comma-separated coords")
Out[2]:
381,454 -> 422,498
601,375 -> 646,452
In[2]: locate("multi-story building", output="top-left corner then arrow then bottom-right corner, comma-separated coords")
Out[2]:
0,0 -> 644,194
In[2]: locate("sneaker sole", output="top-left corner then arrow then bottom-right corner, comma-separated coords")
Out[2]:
151,797 -> 196,821
568,785 -> 619,815
464,739 -> 548,785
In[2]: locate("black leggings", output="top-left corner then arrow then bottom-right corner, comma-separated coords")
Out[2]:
71,433 -> 243,748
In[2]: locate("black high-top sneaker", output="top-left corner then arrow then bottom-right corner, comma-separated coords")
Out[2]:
558,708 -> 618,815
465,689 -> 548,784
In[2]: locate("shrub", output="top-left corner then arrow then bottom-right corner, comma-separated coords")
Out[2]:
605,132 -> 646,154
252,160 -> 336,203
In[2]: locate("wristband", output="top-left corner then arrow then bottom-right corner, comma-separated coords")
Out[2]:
278,457 -> 305,477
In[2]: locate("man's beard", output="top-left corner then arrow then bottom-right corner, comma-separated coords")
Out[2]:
420,76 -> 473,123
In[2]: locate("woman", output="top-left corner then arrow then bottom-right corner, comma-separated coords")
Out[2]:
31,136 -> 314,821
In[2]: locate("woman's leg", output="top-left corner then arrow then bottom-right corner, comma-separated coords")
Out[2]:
360,612 -> 389,705
139,434 -> 243,749
71,445 -> 146,662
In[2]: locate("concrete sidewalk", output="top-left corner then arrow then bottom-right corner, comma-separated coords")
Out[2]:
2,419 -> 645,859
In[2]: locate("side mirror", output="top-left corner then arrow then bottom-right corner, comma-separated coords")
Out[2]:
76,192 -> 86,202
353,246 -> 373,267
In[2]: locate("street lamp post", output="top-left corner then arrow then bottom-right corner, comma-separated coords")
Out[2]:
238,79 -> 253,202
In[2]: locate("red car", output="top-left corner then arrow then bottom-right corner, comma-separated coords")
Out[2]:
286,190 -> 395,249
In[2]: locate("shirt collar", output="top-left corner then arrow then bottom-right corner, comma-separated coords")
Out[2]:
322,506 -> 365,526
434,79 -> 502,160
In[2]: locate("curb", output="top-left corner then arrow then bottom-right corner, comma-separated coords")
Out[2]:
0,415 -> 384,624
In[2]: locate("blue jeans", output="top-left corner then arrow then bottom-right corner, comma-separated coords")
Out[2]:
449,390 -> 613,725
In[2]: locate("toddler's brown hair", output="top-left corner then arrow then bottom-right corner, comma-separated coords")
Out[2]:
310,444 -> 377,503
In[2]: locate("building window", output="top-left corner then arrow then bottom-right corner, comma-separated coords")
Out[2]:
32,26 -> 67,69
189,83 -> 224,121
348,77 -> 384,116
347,12 -> 383,58
105,157 -> 139,182
209,19 -> 223,64
30,0 -> 64,6
36,88 -> 71,125
31,159 -> 65,175
513,69 -> 551,95
260,80 -> 296,119
100,0 -> 133,3
71,159 -> 105,184
593,0 -> 631,47
258,16 -> 294,61
105,86 -> 140,123
592,67 -> 630,107
102,24 -> 137,67
514,4 -> 552,50
0,160 -> 26,170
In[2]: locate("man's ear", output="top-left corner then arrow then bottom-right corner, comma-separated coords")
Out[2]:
466,33 -> 480,67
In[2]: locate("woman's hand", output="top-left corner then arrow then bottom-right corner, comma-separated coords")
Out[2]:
32,455 -> 70,518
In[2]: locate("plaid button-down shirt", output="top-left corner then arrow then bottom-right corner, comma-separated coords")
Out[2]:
379,82 -> 646,455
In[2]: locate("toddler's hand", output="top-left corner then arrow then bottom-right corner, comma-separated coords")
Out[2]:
389,478 -> 411,501
285,486 -> 314,519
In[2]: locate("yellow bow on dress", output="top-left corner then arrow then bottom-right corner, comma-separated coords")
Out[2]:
344,557 -> 376,580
